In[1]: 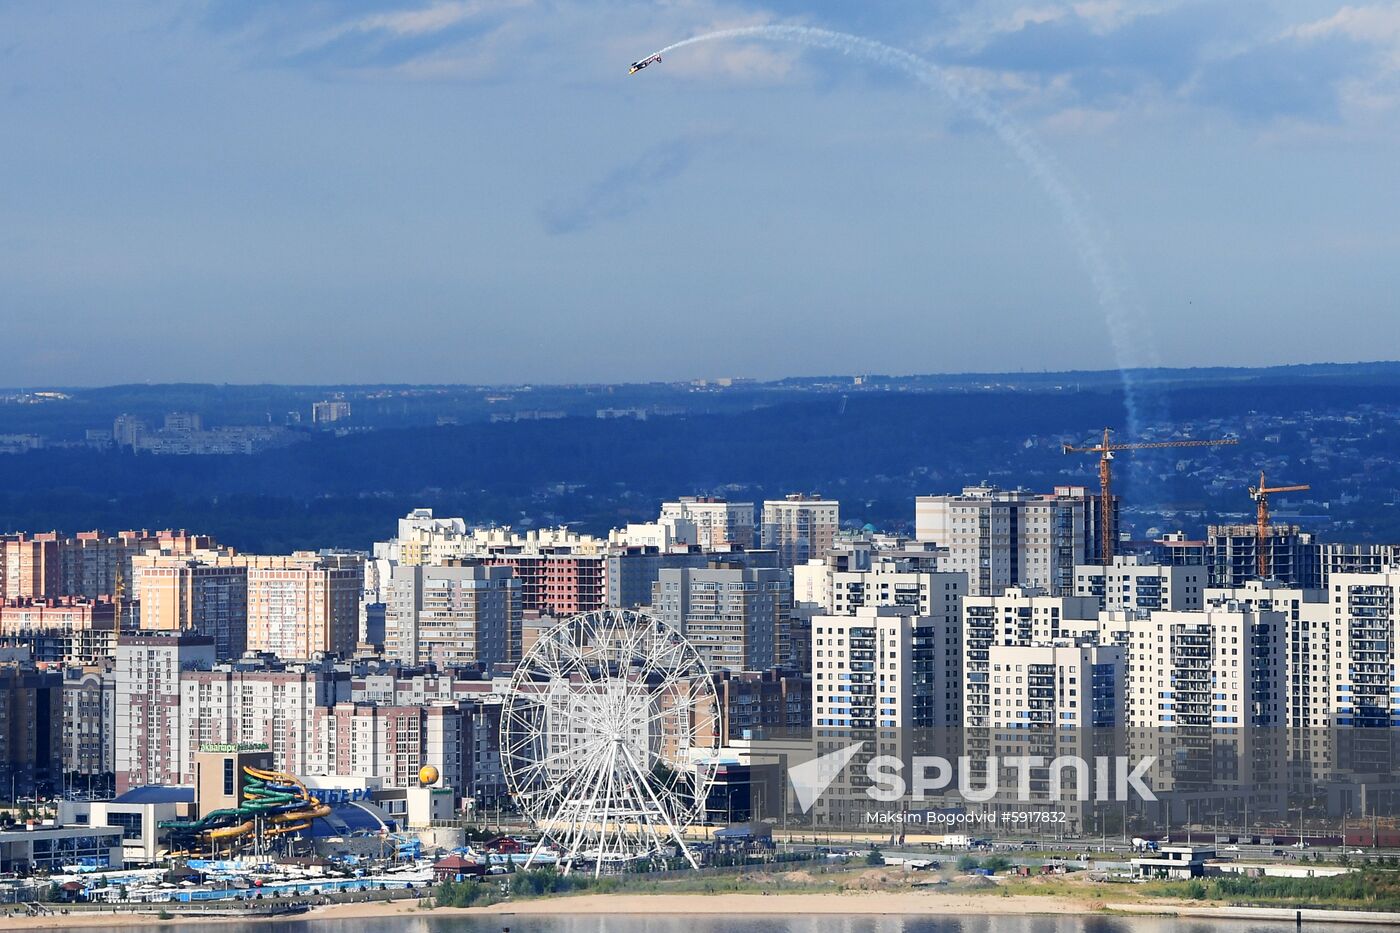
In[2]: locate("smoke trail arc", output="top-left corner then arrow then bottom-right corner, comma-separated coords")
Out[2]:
645,25 -> 1163,438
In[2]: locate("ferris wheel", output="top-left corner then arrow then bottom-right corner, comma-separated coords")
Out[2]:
501,608 -> 720,875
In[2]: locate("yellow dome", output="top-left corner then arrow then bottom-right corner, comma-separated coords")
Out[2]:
418,765 -> 440,786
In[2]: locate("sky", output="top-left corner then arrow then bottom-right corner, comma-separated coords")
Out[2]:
1,1 -> 1398,386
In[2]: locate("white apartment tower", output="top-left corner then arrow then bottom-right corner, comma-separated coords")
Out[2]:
1329,570 -> 1400,727
828,558 -> 966,621
961,588 -> 1104,727
1074,555 -> 1206,615
812,605 -> 962,730
1125,607 -> 1287,728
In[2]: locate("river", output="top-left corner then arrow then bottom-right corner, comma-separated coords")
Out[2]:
65,915 -> 1380,933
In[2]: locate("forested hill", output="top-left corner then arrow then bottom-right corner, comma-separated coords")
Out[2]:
0,368 -> 1396,552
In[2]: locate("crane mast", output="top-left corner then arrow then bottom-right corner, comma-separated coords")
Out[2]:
1064,428 -> 1239,566
1248,470 -> 1311,579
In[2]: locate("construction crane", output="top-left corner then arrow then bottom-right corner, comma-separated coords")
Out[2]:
1063,428 -> 1239,566
1248,470 -> 1310,579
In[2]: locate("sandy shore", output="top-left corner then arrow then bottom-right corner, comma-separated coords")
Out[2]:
10,891 -> 1400,928
0,892 -> 1084,929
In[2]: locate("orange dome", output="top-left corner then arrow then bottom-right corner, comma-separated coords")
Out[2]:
418,765 -> 440,786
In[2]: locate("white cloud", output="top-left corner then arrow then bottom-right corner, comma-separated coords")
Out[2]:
349,0 -> 528,38
1291,4 -> 1400,45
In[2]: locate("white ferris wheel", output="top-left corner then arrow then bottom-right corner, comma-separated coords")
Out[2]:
502,608 -> 720,875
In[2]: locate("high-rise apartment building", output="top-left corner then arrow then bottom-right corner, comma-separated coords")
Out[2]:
315,701 -> 471,790
660,497 -> 756,549
1318,543 -> 1400,582
0,533 -> 60,601
61,529 -> 220,603
62,666 -> 115,778
114,632 -> 215,792
0,659 -> 63,797
0,596 -> 116,636
1204,580 -> 1331,730
812,605 -> 962,730
761,495 -> 839,568
1073,556 -> 1206,616
385,563 -> 521,667
828,559 -> 966,621
1328,570 -> 1400,727
710,669 -> 811,741
481,550 -> 605,618
916,485 -> 1110,596
0,597 -> 117,666
971,641 -> 1125,729
178,660 -> 348,781
961,587 -> 1104,727
245,552 -> 363,659
388,509 -> 471,566
1125,607 -> 1287,728
133,554 -> 248,660
1,530 -> 222,606
651,565 -> 791,672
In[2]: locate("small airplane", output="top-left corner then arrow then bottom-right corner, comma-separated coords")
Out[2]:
629,54 -> 661,74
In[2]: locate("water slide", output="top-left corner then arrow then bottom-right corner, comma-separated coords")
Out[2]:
159,765 -> 331,851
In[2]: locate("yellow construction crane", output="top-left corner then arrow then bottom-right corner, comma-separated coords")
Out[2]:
1248,470 -> 1310,579
1064,428 -> 1239,565
114,566 -> 125,629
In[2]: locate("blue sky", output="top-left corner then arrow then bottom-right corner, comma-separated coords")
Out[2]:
2,1 -> 1397,385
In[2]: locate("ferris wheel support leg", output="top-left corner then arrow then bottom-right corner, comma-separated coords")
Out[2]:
594,741 -> 622,878
554,735 -> 615,875
620,742 -> 702,870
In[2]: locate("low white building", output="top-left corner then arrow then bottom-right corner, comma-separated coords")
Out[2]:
56,786 -> 195,865
0,824 -> 124,872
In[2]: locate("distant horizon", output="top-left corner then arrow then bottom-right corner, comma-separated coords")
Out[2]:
6,357 -> 1399,394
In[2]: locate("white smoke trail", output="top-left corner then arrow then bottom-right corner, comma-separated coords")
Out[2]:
647,25 -> 1162,436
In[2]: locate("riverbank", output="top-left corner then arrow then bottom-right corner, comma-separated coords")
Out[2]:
12,889 -> 1400,928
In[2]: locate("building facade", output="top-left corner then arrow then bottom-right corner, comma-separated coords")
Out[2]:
385,563 -> 522,667
761,495 -> 839,568
660,497 -> 756,549
245,552 -> 364,659
916,485 -> 1109,596
651,565 -> 792,672
114,633 -> 216,792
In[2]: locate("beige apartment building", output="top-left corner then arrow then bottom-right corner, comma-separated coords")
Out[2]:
133,553 -> 249,660
245,552 -> 363,659
385,563 -> 521,667
761,494 -> 839,568
659,497 -> 756,549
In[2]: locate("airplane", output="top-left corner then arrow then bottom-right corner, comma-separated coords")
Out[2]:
629,54 -> 661,74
